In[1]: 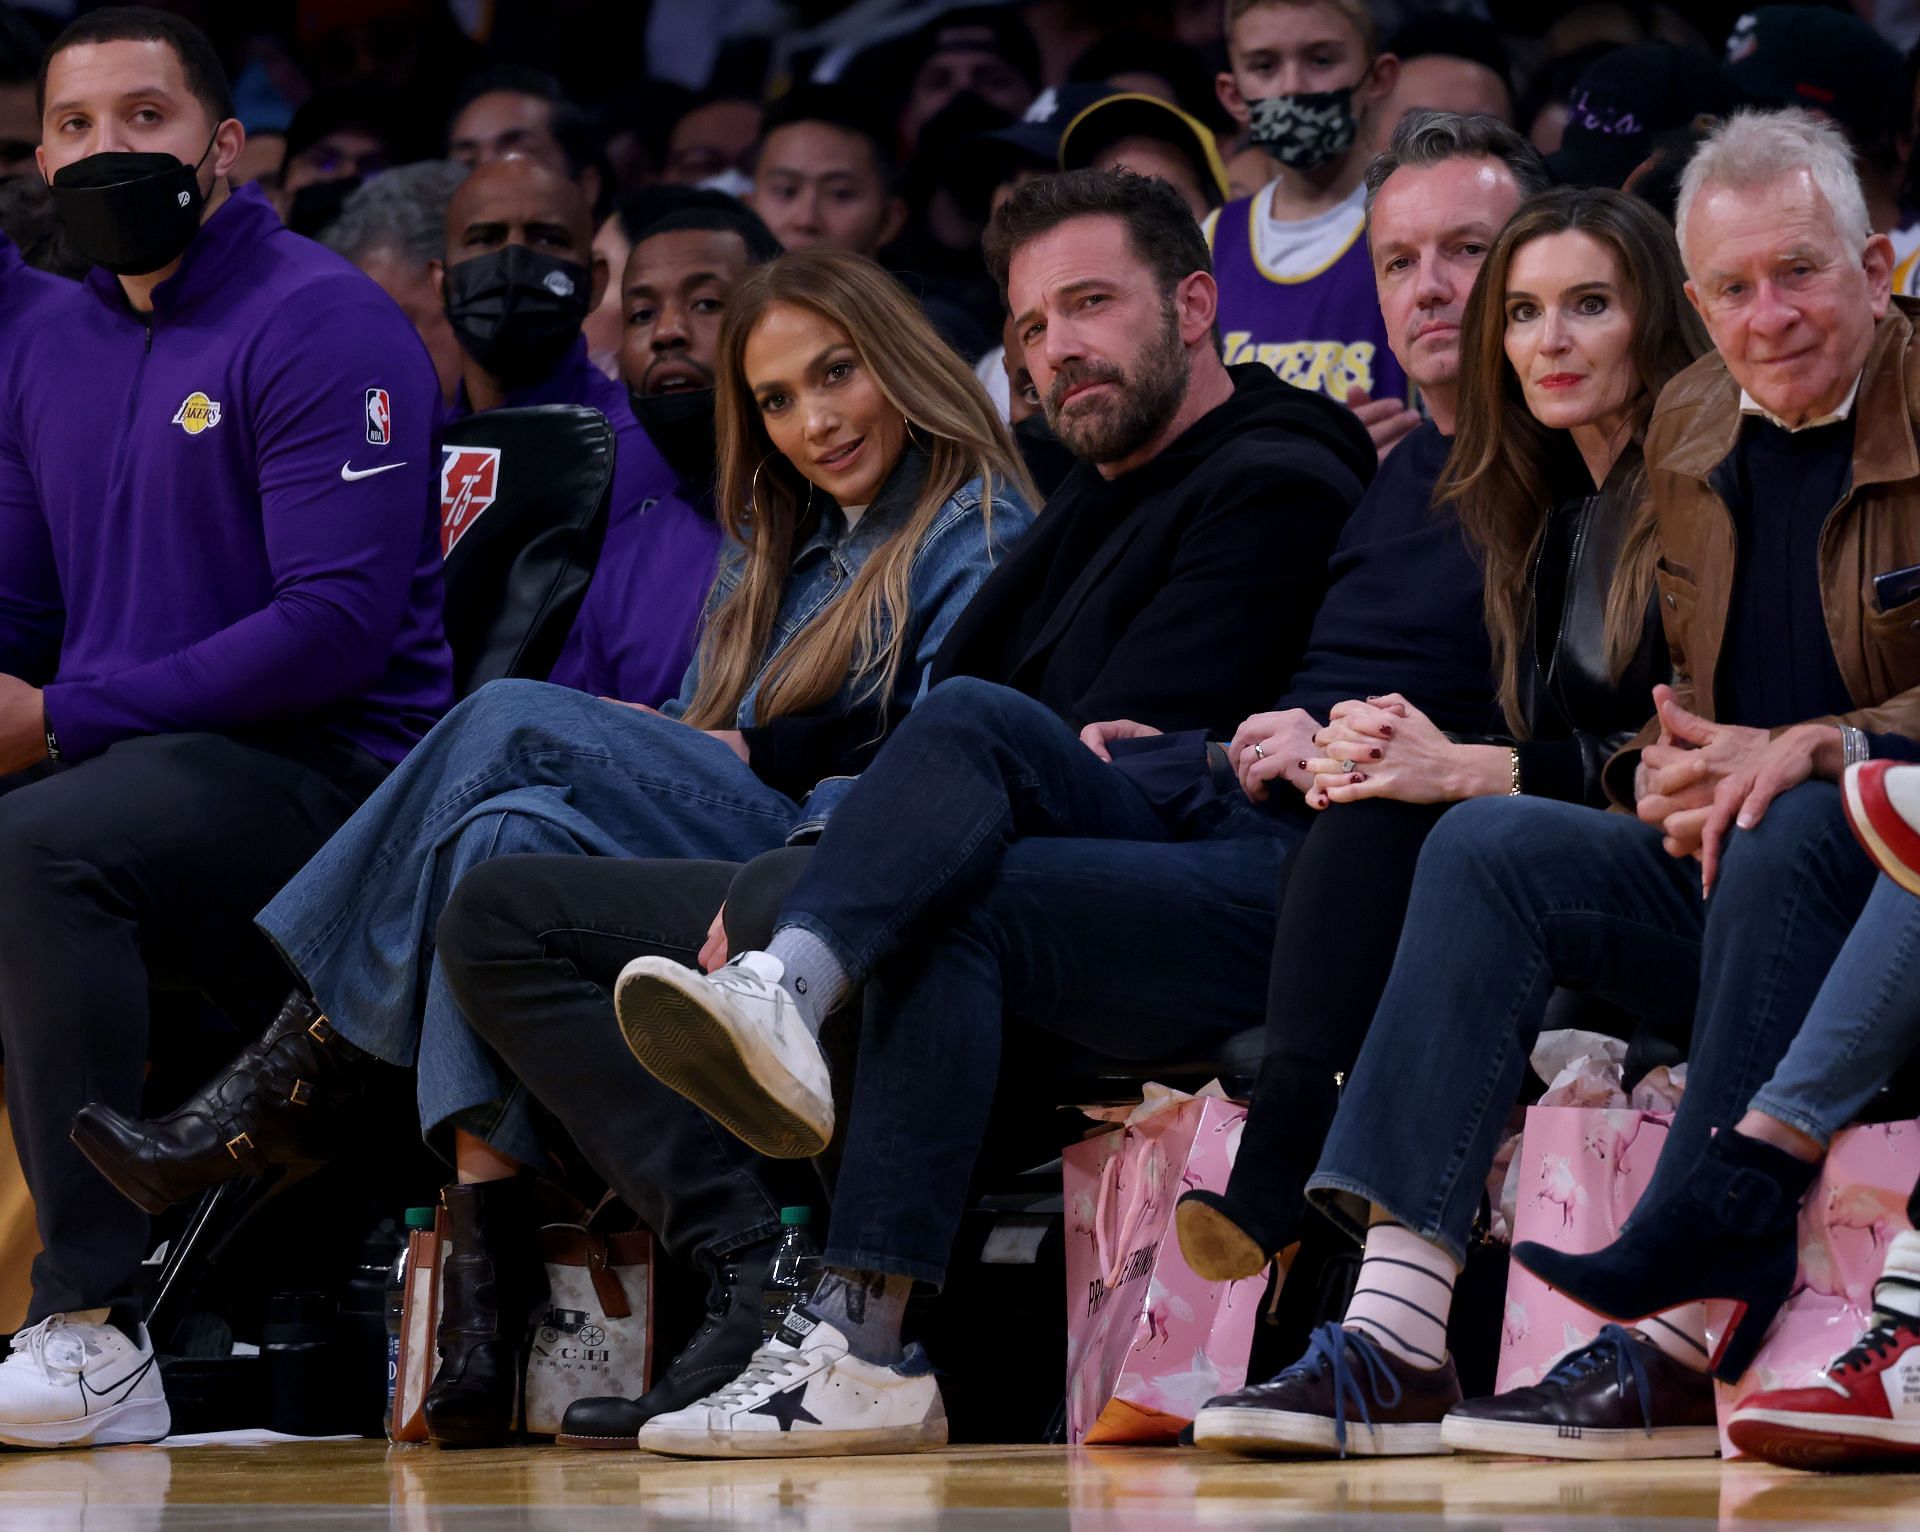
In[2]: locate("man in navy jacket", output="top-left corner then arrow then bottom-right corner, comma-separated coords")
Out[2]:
0,8 -> 449,1447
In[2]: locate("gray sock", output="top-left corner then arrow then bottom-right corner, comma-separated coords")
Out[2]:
763,926 -> 851,1037
801,1266 -> 911,1365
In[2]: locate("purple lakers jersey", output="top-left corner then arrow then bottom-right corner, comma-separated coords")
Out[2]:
1208,192 -> 1410,406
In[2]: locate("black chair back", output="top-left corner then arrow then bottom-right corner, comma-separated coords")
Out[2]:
439,404 -> 614,698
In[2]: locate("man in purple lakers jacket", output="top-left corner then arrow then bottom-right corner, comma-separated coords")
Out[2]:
0,7 -> 450,1447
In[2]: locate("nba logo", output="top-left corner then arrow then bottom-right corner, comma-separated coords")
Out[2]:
365,388 -> 392,445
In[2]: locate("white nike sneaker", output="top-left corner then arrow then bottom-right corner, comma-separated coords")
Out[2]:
0,1314 -> 170,1448
615,951 -> 834,1158
637,1307 -> 946,1459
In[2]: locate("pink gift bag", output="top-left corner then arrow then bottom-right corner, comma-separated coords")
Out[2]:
1061,1086 -> 1265,1444
1714,1119 -> 1920,1456
1496,1106 -> 1673,1393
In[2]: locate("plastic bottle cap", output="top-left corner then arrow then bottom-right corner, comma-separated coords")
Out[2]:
404,1207 -> 435,1229
779,1206 -> 812,1226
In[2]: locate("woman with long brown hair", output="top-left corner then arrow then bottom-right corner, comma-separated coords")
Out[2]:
74,248 -> 1036,1448
1178,187 -> 1711,1458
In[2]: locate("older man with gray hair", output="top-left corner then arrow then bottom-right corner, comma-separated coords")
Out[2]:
322,161 -> 470,403
1186,107 -> 1920,1464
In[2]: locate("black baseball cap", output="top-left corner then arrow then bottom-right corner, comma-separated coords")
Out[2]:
1725,5 -> 1908,168
1547,43 -> 1739,189
978,82 -> 1111,168
1058,92 -> 1230,208
911,4 -> 1043,92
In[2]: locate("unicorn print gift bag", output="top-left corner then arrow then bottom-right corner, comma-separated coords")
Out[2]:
1062,1083 -> 1266,1444
1497,1106 -> 1674,1393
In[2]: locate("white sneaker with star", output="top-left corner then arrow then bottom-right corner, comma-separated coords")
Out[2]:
0,1314 -> 170,1447
615,951 -> 834,1159
636,1307 -> 946,1458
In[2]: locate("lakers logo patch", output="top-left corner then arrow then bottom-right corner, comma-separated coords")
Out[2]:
171,391 -> 223,436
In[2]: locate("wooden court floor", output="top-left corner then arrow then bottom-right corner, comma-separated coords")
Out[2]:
4,1441 -> 1920,1530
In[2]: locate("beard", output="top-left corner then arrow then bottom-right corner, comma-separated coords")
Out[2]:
1042,301 -> 1191,466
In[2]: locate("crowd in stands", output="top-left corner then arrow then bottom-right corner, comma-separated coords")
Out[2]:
4,0 -> 1920,1478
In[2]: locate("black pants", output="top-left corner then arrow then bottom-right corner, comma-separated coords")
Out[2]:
1222,798 -> 1454,1241
0,730 -> 386,1319
436,852 -> 814,1273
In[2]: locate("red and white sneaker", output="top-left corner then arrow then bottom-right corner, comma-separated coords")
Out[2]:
1842,761 -> 1920,897
1728,1314 -> 1920,1468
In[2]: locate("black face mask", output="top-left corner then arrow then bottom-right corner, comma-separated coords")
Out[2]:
630,386 -> 718,501
49,133 -> 216,276
443,244 -> 592,388
286,175 -> 361,239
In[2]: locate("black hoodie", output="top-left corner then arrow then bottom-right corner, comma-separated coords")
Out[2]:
933,363 -> 1374,738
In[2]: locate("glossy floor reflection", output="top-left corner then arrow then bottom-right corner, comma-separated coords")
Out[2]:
4,1440 -> 1920,1531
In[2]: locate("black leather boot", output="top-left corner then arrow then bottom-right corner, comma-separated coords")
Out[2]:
557,1238 -> 775,1449
425,1178 -> 551,1448
1177,1054 -> 1334,1281
1514,1130 -> 1820,1383
70,992 -> 370,1215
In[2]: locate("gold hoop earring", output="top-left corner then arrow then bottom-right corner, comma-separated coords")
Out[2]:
748,454 -> 815,519
746,454 -> 773,520
903,415 -> 935,455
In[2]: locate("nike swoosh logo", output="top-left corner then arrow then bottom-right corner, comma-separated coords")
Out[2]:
79,1354 -> 157,1410
340,461 -> 409,481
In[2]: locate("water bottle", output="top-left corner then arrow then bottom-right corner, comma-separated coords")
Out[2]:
343,1219 -> 405,1436
385,1206 -> 435,1436
762,1206 -> 823,1340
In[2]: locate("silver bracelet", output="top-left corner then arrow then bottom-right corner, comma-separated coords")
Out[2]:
1841,724 -> 1870,768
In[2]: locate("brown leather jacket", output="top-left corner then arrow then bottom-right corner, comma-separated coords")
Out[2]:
1604,298 -> 1920,804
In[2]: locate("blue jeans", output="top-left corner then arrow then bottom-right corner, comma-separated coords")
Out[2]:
1751,873 -> 1920,1145
1307,783 -> 1873,1264
771,677 -> 1304,1284
258,679 -> 804,1164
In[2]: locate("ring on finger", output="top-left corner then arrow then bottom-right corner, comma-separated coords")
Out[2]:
1339,759 -> 1355,774
1252,742 -> 1267,760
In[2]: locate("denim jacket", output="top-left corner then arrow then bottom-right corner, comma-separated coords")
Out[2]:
662,444 -> 1035,830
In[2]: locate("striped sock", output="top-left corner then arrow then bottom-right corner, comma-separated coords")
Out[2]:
1341,1209 -> 1459,1369
1638,1303 -> 1712,1371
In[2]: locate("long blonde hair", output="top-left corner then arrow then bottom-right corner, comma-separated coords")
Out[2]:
682,250 -> 1039,730
1436,187 -> 1707,734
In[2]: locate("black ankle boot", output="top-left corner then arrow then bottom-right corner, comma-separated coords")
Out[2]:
1514,1130 -> 1820,1383
425,1179 -> 551,1449
1177,1056 -> 1333,1281
70,992 -> 369,1215
557,1239 -> 775,1449
1176,1190 -> 1294,1282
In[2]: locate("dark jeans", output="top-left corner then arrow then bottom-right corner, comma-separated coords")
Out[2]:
0,730 -> 385,1318
1224,798 -> 1454,1243
436,854 -> 811,1271
774,677 -> 1303,1285
1307,784 -> 1874,1264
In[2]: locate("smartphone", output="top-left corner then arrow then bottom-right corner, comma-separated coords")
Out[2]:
1873,563 -> 1920,613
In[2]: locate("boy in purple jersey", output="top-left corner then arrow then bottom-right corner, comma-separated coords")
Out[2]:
0,8 -> 451,1448
1211,0 -> 1418,459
